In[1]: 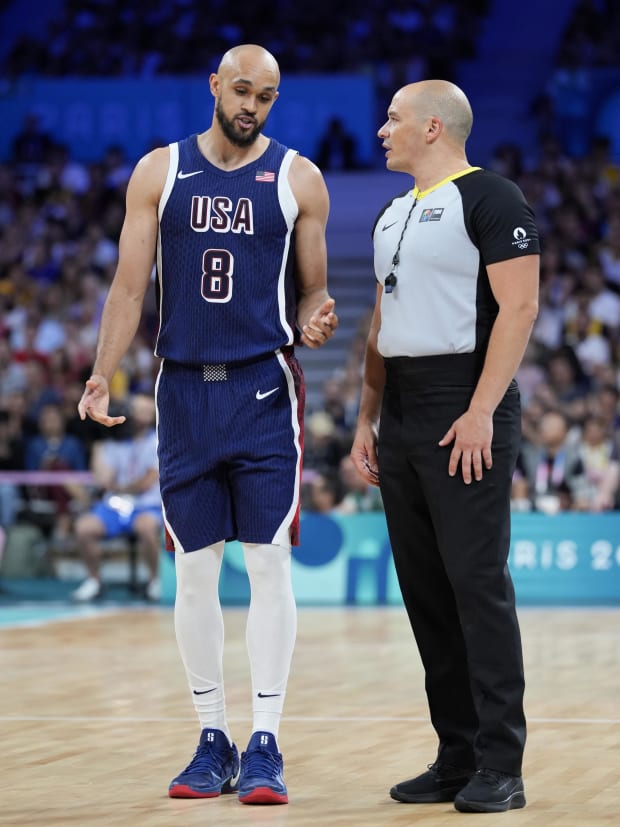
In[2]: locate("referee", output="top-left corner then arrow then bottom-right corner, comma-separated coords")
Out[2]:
351,80 -> 540,813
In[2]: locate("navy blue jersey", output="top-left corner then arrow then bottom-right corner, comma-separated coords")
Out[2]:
156,135 -> 299,364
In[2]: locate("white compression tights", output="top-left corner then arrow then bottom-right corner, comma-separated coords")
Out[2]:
243,542 -> 297,738
174,543 -> 228,739
174,542 -> 297,742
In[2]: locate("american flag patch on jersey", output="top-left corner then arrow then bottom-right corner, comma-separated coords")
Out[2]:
255,170 -> 275,182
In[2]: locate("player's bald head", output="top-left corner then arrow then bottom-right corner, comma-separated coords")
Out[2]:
401,80 -> 473,144
217,44 -> 280,89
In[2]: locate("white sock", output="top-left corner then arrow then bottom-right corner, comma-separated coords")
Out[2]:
243,542 -> 297,741
174,543 -> 232,742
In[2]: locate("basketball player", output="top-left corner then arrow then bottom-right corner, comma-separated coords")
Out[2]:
78,44 -> 337,805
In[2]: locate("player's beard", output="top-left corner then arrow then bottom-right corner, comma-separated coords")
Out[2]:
216,98 -> 264,147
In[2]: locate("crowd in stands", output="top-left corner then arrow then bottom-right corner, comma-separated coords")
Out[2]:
535,0 -> 620,159
554,0 -> 620,69
1,126 -> 620,550
485,133 -> 620,512
2,0 -> 488,104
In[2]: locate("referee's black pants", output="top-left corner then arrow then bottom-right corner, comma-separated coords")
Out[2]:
379,355 -> 526,777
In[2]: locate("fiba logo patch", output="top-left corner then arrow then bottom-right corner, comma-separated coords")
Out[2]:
512,226 -> 531,249
419,207 -> 444,222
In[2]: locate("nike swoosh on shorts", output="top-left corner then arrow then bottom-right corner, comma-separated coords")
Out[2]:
256,388 -> 279,400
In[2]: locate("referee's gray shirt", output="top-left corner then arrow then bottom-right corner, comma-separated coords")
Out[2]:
372,167 -> 540,359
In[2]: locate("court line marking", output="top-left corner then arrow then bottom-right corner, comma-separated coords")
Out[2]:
1,603 -> 619,631
1,714 -> 618,725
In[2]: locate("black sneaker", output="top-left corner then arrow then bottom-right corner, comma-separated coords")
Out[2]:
390,762 -> 473,803
454,769 -> 526,812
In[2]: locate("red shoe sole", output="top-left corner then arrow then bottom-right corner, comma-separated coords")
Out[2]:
168,785 -> 221,798
239,787 -> 288,805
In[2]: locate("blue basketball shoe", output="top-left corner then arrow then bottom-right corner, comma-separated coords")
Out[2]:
238,731 -> 288,804
168,728 -> 240,798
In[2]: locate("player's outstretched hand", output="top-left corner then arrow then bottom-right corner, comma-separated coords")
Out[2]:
78,375 -> 127,428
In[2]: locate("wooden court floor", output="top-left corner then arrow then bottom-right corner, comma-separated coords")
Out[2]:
0,604 -> 618,826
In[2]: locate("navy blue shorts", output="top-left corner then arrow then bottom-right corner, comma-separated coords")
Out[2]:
156,349 -> 305,552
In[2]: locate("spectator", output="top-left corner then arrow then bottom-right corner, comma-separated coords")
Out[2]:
588,383 -> 620,438
301,470 -> 343,513
23,401 -> 89,539
319,376 -> 350,430
303,411 -> 348,473
102,144 -> 133,190
516,409 -> 582,513
38,142 -> 91,196
31,284 -> 68,355
575,260 -> 620,330
563,300 -> 611,377
0,333 -> 26,401
597,211 -> 620,293
23,238 -> 61,286
319,365 -> 361,432
1,389 -> 30,442
71,393 -> 162,602
515,341 -> 547,407
10,113 -> 53,167
536,346 -> 591,425
19,359 -> 61,430
315,117 -> 360,171
0,408 -> 25,528
335,455 -> 383,513
531,250 -> 576,352
571,414 -> 620,511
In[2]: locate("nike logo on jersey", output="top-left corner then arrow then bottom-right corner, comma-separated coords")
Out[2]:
192,687 -> 217,695
257,692 -> 281,698
256,388 -> 279,400
178,170 -> 203,179
382,221 -> 398,231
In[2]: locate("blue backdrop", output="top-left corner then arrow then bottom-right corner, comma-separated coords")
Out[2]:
0,75 -> 375,164
160,512 -> 620,607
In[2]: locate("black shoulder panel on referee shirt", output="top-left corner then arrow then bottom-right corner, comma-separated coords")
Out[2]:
452,169 -> 540,265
